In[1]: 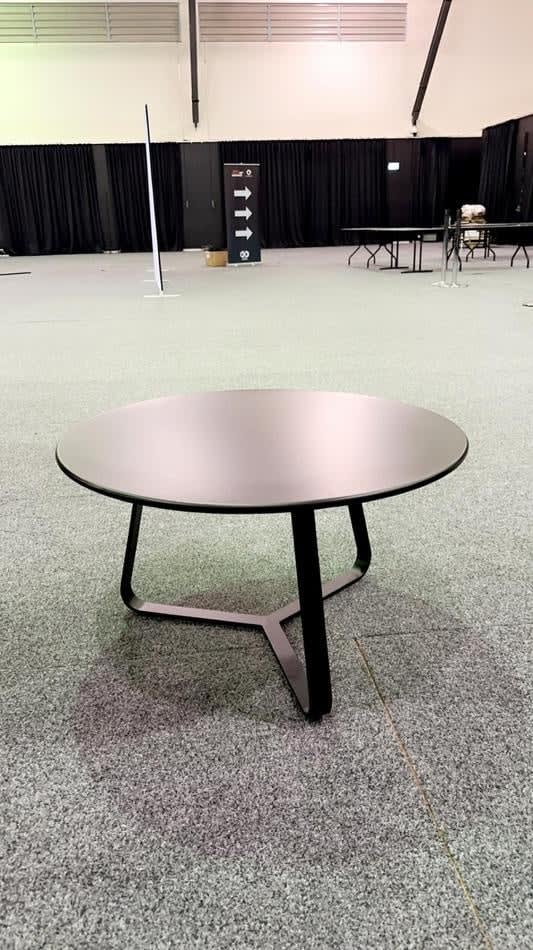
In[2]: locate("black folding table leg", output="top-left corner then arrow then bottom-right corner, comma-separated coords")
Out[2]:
511,245 -> 530,268
379,242 -> 407,271
291,507 -> 332,720
364,246 -> 377,268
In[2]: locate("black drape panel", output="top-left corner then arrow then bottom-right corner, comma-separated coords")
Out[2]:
523,161 -> 533,221
152,143 -> 184,251
106,144 -> 150,252
0,145 -> 103,255
478,120 -> 518,220
220,139 -> 386,248
446,138 -> 482,213
105,143 -> 183,252
410,138 -> 451,224
308,139 -> 387,244
515,116 -> 533,220
339,139 -> 387,233
307,140 -> 342,246
0,165 -> 12,253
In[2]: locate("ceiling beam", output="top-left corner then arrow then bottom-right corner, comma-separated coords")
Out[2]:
412,0 -> 454,127
188,0 -> 199,128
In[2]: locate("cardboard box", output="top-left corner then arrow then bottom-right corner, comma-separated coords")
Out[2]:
205,250 -> 227,267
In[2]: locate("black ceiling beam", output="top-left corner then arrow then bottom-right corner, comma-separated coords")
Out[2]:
412,0 -> 454,127
188,0 -> 199,127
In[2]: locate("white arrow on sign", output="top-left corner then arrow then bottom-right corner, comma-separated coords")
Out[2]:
234,207 -> 252,220
235,227 -> 253,240
234,186 -> 252,200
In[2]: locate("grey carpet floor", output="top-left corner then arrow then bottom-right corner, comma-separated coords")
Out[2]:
0,246 -> 532,949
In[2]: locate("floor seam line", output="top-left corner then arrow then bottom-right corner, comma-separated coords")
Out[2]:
353,636 -> 494,950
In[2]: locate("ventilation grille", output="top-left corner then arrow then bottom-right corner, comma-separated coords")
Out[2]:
199,2 -> 407,42
0,2 -> 180,43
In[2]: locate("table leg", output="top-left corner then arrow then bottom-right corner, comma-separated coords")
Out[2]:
348,501 -> 371,572
347,245 -> 361,266
120,500 -> 372,720
379,242 -> 408,271
120,501 -> 142,607
290,507 -> 332,719
375,243 -> 392,267
364,245 -> 377,268
120,502 -> 263,626
511,245 -> 530,268
402,235 -> 434,275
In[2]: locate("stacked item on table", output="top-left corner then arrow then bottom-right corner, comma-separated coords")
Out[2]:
461,204 -> 486,250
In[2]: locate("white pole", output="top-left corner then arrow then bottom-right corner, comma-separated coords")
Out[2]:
144,104 -> 163,294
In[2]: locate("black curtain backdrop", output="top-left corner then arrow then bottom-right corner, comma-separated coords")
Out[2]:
0,145 -> 103,255
307,139 -> 387,244
478,120 -> 518,220
447,138 -> 482,213
523,145 -> 533,221
337,139 -> 387,235
410,138 -> 451,224
0,137 -> 483,255
514,115 -> 533,219
106,144 -> 150,252
152,143 -> 184,251
220,139 -> 387,247
105,143 -> 183,252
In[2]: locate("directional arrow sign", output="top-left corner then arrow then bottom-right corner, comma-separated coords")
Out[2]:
224,164 -> 261,265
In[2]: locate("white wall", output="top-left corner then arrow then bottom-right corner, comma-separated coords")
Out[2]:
421,0 -> 533,136
0,0 -> 532,144
198,0 -> 439,141
0,42 -> 186,144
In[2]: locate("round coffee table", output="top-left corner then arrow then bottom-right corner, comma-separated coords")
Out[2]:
56,390 -> 468,720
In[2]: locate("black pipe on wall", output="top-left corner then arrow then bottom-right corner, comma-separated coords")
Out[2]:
188,0 -> 199,128
412,0 -> 453,127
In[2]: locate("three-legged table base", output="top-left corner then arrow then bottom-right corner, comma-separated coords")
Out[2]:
120,502 -> 372,720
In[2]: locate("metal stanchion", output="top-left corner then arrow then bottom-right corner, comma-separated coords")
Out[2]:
433,209 -> 451,287
450,209 -> 462,288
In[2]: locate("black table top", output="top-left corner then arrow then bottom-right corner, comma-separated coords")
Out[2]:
341,222 -> 533,234
56,390 -> 468,514
341,226 -> 445,234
